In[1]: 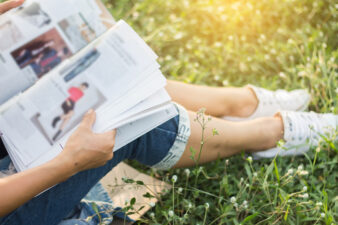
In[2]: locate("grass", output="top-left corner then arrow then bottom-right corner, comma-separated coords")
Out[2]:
103,0 -> 338,224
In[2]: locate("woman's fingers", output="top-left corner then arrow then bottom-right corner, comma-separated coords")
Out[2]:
80,109 -> 96,130
0,0 -> 25,14
101,129 -> 117,143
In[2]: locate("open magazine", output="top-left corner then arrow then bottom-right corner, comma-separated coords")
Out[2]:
0,0 -> 178,172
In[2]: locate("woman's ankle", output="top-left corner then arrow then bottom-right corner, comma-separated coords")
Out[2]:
246,116 -> 284,152
223,87 -> 258,118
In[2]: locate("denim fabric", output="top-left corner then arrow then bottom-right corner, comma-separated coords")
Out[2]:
57,182 -> 120,225
0,115 -> 181,225
152,103 -> 191,169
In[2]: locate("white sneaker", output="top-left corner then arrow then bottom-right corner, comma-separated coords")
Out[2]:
253,111 -> 338,158
224,85 -> 311,121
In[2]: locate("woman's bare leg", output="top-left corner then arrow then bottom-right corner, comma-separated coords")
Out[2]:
166,80 -> 258,118
174,111 -> 284,168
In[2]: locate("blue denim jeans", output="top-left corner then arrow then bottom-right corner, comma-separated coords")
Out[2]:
0,114 -> 188,225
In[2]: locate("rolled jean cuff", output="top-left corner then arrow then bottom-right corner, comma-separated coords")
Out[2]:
152,103 -> 191,170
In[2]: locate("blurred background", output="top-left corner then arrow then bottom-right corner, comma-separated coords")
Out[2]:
105,0 -> 337,113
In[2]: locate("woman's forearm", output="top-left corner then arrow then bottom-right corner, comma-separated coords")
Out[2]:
0,110 -> 116,218
0,154 -> 76,217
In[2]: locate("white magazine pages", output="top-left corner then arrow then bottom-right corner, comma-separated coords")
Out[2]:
0,1 -> 178,172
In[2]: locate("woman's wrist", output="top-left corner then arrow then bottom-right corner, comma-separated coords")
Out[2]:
49,152 -> 79,181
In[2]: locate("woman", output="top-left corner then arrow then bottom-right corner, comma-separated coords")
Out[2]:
0,1 -> 337,224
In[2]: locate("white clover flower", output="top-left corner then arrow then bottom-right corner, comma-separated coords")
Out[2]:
298,165 -> 304,171
316,202 -> 323,206
298,71 -> 307,77
168,210 -> 174,217
188,203 -> 192,208
221,15 -> 228,21
301,193 -> 309,198
150,212 -> 155,218
240,177 -> 244,183
247,156 -> 253,163
244,204 -> 248,209
270,49 -> 277,55
253,172 -> 258,177
184,168 -> 190,177
320,213 -> 325,218
150,202 -> 155,207
171,175 -> 178,183
246,184 -> 249,188
222,80 -> 229,86
204,202 -> 210,209
234,202 -> 238,208
217,6 -> 225,12
279,72 -> 287,79
132,12 -> 139,19
299,171 -> 309,176
230,196 -> 237,203
316,147 -> 321,153
225,159 -> 229,165
243,200 -> 248,206
174,32 -> 183,40
246,3 -> 253,10
303,186 -> 308,192
287,168 -> 294,175
165,55 -> 173,61
169,14 -> 176,21
178,187 -> 183,193
214,42 -> 222,47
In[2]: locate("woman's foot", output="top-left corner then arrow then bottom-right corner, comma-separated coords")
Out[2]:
253,111 -> 337,158
224,85 -> 311,121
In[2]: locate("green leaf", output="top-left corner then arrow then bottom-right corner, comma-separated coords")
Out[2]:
284,205 -> 289,221
130,197 -> 136,206
274,160 -> 280,183
241,212 -> 259,224
136,180 -> 145,185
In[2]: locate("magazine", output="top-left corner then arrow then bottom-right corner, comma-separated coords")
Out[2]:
0,0 -> 178,172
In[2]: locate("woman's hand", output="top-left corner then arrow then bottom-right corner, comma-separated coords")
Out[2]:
0,0 -> 25,14
60,109 -> 116,174
0,109 -> 116,217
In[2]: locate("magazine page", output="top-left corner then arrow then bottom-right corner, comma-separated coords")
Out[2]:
0,20 -> 169,169
0,0 -> 114,104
